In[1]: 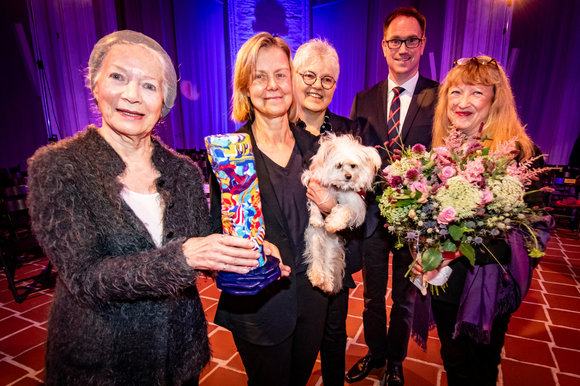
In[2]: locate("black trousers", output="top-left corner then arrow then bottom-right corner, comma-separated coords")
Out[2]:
431,299 -> 510,386
362,224 -> 416,365
232,272 -> 328,386
320,287 -> 350,385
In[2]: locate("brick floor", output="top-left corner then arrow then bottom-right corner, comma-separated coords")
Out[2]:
1,228 -> 580,385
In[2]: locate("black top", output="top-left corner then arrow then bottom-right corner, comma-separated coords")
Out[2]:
212,122 -> 322,346
262,143 -> 309,272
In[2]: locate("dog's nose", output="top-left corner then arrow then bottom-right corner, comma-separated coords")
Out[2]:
345,173 -> 352,180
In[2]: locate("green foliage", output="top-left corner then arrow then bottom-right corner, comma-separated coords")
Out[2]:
449,225 -> 463,241
459,243 -> 475,265
441,239 -> 457,252
422,248 -> 443,271
528,248 -> 545,258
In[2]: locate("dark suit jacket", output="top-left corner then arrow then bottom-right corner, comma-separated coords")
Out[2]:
211,121 -> 321,346
350,75 -> 439,237
327,109 -> 358,135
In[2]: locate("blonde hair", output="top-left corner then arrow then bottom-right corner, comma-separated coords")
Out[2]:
231,32 -> 297,123
293,38 -> 340,80
432,56 -> 535,159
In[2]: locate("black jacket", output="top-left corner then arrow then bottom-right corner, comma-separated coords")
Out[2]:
27,126 -> 211,385
211,122 -> 322,346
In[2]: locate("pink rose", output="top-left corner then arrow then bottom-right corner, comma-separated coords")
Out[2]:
437,207 -> 456,224
438,166 -> 456,182
411,179 -> 430,203
481,189 -> 493,206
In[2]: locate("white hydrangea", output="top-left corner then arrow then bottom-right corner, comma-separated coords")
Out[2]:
487,175 -> 524,212
379,199 -> 411,226
387,156 -> 422,177
435,176 -> 482,219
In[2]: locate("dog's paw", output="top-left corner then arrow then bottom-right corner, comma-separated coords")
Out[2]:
308,269 -> 326,288
310,216 -> 325,227
324,217 -> 348,233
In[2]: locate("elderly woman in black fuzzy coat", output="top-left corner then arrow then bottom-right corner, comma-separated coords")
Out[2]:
27,30 -> 261,385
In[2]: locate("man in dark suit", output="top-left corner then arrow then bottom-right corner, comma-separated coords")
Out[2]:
346,7 -> 438,386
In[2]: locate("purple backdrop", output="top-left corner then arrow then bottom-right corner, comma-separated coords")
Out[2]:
2,0 -> 578,170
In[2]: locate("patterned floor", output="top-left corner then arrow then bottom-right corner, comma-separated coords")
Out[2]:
1,228 -> 579,386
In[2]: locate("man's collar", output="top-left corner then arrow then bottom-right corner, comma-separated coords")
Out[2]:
387,72 -> 420,94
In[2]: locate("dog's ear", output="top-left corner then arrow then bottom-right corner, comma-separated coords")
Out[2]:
363,145 -> 382,173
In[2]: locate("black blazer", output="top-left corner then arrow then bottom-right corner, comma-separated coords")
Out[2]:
350,75 -> 439,237
327,109 -> 358,136
211,121 -> 320,346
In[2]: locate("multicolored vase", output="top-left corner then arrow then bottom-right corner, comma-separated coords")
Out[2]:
205,133 -> 281,295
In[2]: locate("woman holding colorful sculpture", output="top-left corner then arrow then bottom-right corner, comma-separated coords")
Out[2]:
410,56 -> 552,385
27,30 -> 261,384
210,32 -> 328,385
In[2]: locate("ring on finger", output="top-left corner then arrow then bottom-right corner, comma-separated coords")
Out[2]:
222,262 -> 228,270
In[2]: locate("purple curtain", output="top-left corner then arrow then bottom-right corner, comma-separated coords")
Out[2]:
312,0 -> 373,118
3,0 -> 577,169
27,0 -> 105,140
509,0 -> 580,165
172,0 -> 230,149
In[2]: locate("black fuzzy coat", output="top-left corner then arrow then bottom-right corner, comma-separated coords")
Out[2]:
27,126 -> 211,385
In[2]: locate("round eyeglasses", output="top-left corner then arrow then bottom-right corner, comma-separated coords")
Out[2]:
383,37 -> 424,49
298,71 -> 336,90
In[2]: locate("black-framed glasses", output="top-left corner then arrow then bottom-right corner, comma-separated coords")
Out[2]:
298,71 -> 336,89
453,56 -> 498,67
383,37 -> 424,49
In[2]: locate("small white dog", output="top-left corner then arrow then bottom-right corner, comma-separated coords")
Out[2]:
302,133 -> 381,293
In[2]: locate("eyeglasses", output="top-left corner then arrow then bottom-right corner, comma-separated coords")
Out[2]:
453,57 -> 498,67
298,71 -> 336,89
383,37 -> 424,49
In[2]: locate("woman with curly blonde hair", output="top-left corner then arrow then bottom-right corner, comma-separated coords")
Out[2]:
422,56 -> 551,386
432,55 -> 535,159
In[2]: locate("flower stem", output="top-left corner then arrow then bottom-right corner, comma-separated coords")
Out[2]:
481,242 -> 508,275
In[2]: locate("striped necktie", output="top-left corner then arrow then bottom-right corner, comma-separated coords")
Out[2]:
387,86 -> 405,148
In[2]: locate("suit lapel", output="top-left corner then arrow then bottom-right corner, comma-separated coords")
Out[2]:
400,75 -> 427,145
377,80 -> 390,146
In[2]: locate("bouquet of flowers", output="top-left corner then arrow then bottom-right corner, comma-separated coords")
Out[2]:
379,128 -> 550,292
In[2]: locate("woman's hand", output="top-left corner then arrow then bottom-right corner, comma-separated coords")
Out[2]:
182,234 -> 260,273
410,259 -> 423,277
307,179 -> 336,214
263,240 -> 291,277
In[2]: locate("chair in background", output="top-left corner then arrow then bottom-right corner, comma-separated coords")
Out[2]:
0,169 -> 54,303
546,165 -> 580,237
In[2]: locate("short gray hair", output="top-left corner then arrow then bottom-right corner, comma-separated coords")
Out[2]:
88,30 -> 177,117
293,38 -> 340,79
